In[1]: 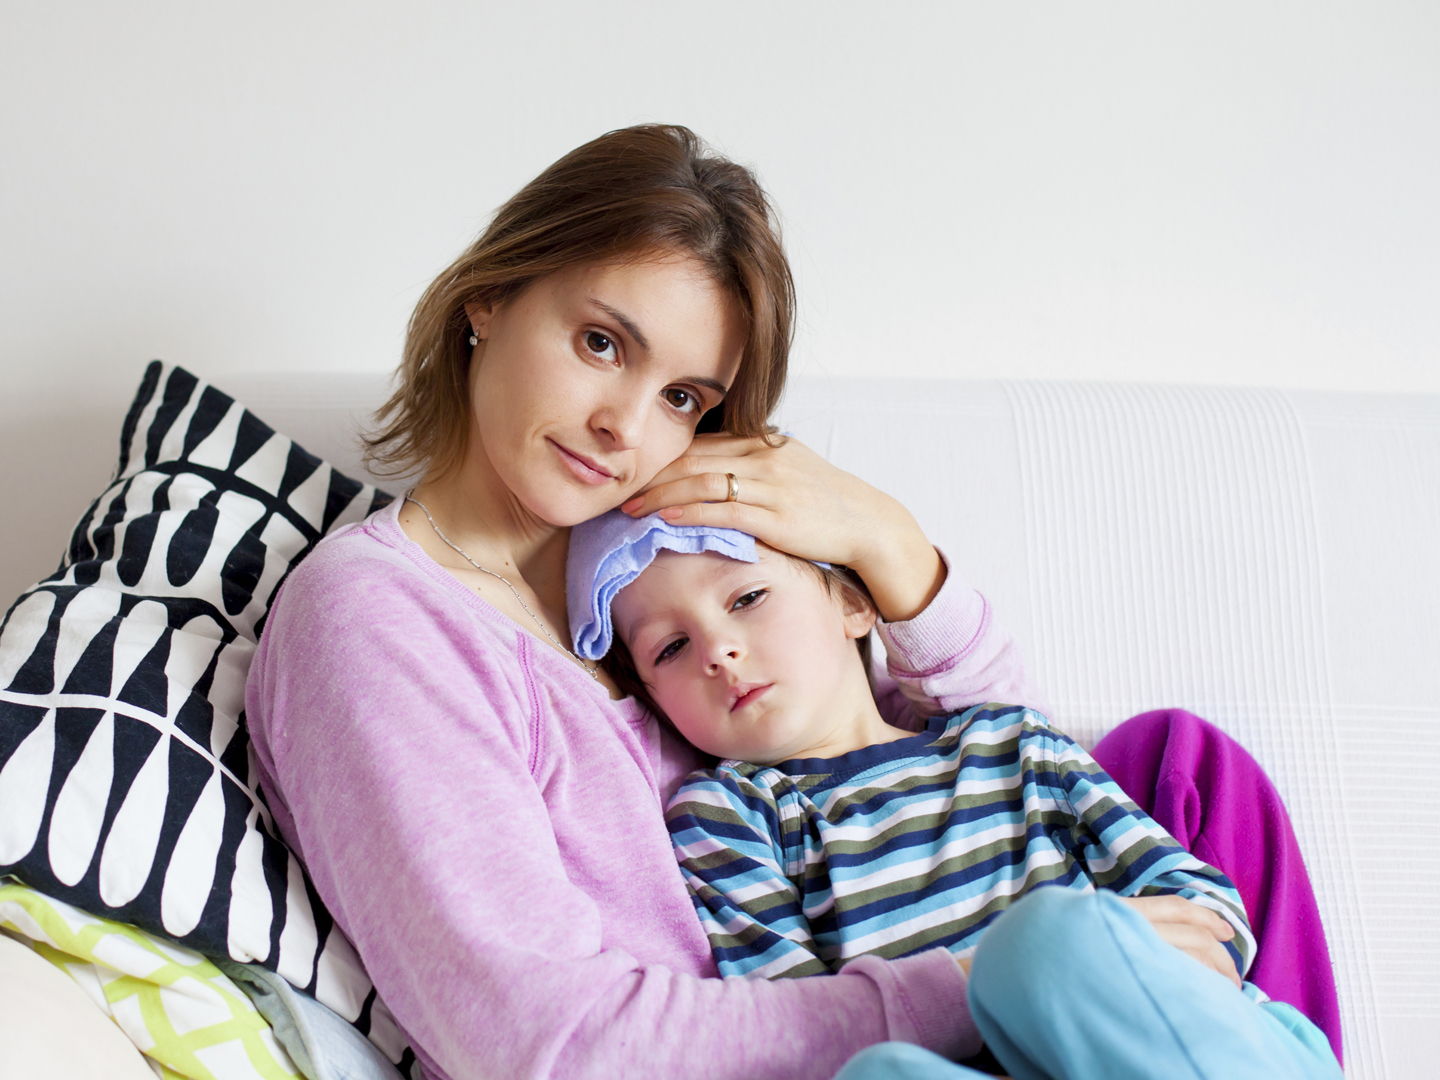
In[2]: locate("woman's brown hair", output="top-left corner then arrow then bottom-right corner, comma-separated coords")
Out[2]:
364,124 -> 796,481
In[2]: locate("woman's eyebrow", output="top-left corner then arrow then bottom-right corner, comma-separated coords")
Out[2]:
589,298 -> 730,398
590,300 -> 651,351
681,375 -> 730,399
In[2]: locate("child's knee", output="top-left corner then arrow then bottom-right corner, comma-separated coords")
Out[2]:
969,887 -> 1107,1009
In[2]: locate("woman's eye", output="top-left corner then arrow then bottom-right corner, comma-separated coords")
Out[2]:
655,637 -> 688,665
663,387 -> 699,414
732,589 -> 767,611
584,331 -> 618,364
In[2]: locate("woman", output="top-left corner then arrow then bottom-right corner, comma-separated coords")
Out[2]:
245,125 -> 1337,1080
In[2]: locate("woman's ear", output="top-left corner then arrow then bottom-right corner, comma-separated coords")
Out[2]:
464,300 -> 494,341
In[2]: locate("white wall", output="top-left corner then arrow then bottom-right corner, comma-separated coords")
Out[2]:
3,1 -> 1438,600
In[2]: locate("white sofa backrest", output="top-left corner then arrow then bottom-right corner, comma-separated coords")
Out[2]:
774,377 -> 1438,1080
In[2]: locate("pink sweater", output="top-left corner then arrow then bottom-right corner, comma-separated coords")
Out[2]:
245,498 -> 1047,1080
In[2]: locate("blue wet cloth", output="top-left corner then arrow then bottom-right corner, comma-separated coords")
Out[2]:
567,510 -> 756,660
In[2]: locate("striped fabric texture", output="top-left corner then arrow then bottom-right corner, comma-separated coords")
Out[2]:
0,362 -> 415,1076
666,703 -> 1255,980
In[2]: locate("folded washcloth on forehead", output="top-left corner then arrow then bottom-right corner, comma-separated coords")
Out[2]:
567,509 -> 757,660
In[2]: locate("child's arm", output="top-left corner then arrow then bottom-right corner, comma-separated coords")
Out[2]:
664,768 -> 832,979
1020,712 -> 1257,978
874,552 -> 1054,723
666,766 -> 986,1060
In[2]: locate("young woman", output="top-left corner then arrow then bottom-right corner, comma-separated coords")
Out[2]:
244,125 -> 1338,1080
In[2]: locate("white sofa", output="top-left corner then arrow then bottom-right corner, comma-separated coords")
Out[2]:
5,371 -> 1437,1079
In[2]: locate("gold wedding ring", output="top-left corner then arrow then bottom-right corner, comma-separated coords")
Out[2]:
725,473 -> 740,502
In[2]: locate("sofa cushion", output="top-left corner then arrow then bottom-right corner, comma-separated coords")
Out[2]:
0,361 -> 412,1072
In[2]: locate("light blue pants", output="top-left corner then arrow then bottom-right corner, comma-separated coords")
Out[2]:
834,888 -> 1342,1080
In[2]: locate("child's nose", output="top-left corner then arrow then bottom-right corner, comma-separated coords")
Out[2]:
704,642 -> 743,674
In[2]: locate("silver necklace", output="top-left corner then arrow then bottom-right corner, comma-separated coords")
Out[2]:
405,494 -> 600,682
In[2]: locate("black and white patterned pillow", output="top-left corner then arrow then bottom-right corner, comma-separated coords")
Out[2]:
0,361 -> 414,1071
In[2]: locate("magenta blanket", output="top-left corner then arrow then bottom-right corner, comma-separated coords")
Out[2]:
1094,709 -> 1343,1064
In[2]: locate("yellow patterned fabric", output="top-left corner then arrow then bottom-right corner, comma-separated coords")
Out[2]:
0,880 -> 299,1080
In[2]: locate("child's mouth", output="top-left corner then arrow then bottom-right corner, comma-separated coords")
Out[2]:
730,684 -> 772,712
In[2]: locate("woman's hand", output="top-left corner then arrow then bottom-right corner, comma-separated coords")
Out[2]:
619,434 -> 945,622
1119,895 -> 1243,988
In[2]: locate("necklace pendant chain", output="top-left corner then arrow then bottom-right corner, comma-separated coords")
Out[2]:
405,495 -> 601,682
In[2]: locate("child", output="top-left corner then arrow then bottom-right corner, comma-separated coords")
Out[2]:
567,511 -> 1342,1080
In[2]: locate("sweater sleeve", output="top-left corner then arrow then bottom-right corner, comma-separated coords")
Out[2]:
873,550 -> 1053,722
246,543 -> 975,1080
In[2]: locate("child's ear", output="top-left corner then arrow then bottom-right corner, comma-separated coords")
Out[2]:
839,589 -> 878,640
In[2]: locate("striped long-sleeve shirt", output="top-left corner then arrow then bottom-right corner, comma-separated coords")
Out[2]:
665,704 -> 1256,980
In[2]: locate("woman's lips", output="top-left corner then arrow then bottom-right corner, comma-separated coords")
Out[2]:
549,438 -> 614,486
730,683 -> 772,712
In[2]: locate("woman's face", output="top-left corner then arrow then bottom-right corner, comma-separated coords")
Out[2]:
466,253 -> 745,528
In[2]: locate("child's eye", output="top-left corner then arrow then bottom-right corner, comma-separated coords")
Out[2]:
662,387 -> 699,414
584,331 -> 619,364
731,589 -> 767,611
654,636 -> 688,665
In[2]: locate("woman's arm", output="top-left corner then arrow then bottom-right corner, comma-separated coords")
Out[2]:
872,551 -> 1053,720
247,535 -> 973,1080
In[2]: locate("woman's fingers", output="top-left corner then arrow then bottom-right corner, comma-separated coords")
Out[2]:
680,432 -> 784,456
644,434 -> 776,481
625,451 -> 768,515
635,431 -> 801,497
622,472 -> 775,518
1145,919 -> 1241,985
651,497 -> 774,535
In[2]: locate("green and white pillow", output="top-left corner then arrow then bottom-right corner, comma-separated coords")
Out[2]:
1,878 -> 300,1080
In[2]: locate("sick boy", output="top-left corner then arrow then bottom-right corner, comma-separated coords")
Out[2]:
567,512 -> 1341,1080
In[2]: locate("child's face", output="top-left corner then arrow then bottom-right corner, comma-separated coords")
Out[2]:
611,547 -> 876,764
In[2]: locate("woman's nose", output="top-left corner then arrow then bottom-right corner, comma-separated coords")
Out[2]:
591,393 -> 647,450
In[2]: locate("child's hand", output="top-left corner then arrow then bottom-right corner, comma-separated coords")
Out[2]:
1119,895 -> 1243,988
